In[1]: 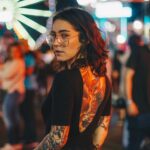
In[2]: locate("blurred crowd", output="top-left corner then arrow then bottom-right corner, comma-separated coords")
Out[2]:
111,30 -> 150,150
0,32 -> 55,150
0,29 -> 150,150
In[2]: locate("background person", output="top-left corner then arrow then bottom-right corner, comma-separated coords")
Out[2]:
124,34 -> 150,150
0,42 -> 25,150
19,39 -> 38,149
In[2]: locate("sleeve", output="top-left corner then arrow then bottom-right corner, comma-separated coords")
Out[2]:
101,93 -> 111,115
126,51 -> 138,70
101,76 -> 112,116
113,54 -> 121,71
50,71 -> 74,125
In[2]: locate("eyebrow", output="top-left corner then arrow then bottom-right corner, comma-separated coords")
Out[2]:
51,30 -> 71,33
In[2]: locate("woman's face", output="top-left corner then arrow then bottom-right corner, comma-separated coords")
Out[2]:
50,19 -> 81,62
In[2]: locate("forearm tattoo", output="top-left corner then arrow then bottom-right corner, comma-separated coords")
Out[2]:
92,116 -> 111,149
97,116 -> 111,131
94,144 -> 102,150
34,126 -> 70,150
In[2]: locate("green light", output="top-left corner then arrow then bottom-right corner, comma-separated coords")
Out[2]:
18,8 -> 52,17
14,20 -> 31,38
17,0 -> 45,8
2,0 -> 50,49
6,22 -> 13,30
121,18 -> 127,40
14,21 -> 35,48
14,20 -> 35,47
17,14 -> 47,33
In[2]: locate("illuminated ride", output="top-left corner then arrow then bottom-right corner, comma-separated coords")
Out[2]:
0,0 -> 52,48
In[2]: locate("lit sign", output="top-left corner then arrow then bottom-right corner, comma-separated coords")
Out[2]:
95,1 -> 132,18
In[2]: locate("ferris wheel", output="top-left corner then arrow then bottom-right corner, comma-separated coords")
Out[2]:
0,0 -> 52,48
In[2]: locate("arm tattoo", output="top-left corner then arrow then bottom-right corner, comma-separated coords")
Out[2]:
34,126 -> 70,150
94,144 -> 102,150
93,116 -> 111,148
97,116 -> 111,131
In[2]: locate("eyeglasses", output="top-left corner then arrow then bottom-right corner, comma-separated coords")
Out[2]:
46,33 -> 79,47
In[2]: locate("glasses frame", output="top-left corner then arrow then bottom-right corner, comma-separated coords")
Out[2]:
46,33 -> 79,47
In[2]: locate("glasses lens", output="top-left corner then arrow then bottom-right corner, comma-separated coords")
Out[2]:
46,34 -> 70,47
63,39 -> 69,47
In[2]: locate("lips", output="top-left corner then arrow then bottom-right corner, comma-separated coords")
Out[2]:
54,50 -> 64,54
55,50 -> 63,53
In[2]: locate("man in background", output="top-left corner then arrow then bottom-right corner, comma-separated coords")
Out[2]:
124,34 -> 150,150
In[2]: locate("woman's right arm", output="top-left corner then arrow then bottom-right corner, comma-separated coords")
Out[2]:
125,68 -> 139,116
93,116 -> 111,149
92,76 -> 111,149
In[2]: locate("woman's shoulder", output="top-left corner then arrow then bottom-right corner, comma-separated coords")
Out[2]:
52,68 -> 83,93
55,69 -> 81,81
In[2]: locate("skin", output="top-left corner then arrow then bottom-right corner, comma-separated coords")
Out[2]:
51,19 -> 81,68
93,116 -> 111,149
125,68 -> 139,116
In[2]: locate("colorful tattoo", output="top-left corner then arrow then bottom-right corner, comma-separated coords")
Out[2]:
34,126 -> 69,150
94,144 -> 102,150
97,116 -> 111,130
92,116 -> 111,149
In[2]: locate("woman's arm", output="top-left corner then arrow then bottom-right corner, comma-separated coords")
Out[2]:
125,68 -> 139,116
35,71 -> 75,150
93,116 -> 111,149
0,61 -> 20,79
34,125 -> 70,150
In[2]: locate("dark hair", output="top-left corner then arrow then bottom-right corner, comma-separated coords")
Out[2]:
56,0 -> 79,11
53,7 -> 108,76
128,34 -> 142,48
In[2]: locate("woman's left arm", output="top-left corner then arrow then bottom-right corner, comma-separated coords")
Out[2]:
35,71 -> 75,150
34,125 -> 70,150
93,115 -> 111,149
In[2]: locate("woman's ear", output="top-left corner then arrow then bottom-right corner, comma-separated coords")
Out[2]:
79,33 -> 89,45
79,33 -> 86,43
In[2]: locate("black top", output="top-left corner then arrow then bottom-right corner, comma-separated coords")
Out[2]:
42,68 -> 111,149
126,45 -> 150,113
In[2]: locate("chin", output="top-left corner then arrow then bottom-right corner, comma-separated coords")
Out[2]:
56,56 -> 66,62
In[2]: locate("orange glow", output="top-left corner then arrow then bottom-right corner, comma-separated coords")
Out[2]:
13,26 -> 23,39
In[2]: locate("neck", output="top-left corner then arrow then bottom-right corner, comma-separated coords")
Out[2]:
67,56 -> 77,69
66,51 -> 87,69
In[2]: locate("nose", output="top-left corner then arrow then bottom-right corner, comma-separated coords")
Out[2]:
53,37 -> 62,46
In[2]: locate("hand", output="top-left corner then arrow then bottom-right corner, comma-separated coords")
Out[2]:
33,143 -> 41,150
126,100 -> 139,116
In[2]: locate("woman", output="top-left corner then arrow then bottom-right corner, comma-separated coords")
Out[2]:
35,8 -> 111,150
0,42 -> 25,150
